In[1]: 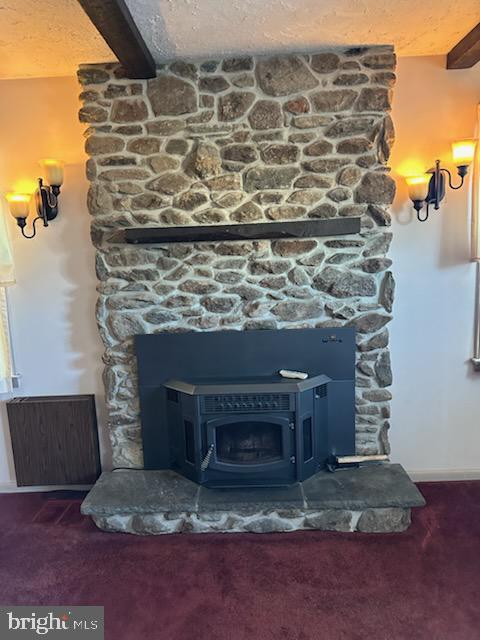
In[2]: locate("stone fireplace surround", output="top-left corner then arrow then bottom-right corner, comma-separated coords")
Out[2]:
78,46 -> 423,533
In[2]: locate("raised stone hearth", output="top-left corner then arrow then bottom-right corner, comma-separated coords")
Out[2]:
82,464 -> 425,534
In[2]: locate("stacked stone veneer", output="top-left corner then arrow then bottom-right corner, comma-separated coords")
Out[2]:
94,507 -> 410,535
78,47 -> 397,469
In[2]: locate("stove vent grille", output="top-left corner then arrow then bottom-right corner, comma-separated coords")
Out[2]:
203,394 -> 290,414
316,384 -> 328,398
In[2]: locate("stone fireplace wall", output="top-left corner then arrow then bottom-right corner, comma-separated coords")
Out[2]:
78,47 -> 396,468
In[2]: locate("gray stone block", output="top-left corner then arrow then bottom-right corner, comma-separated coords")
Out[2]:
357,507 -> 411,532
304,510 -> 352,531
81,470 -> 199,516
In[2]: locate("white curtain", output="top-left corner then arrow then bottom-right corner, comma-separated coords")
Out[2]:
0,199 -> 15,393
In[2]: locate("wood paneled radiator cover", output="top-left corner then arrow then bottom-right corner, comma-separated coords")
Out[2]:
7,394 -> 101,486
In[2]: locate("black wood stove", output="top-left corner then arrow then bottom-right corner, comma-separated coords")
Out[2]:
136,328 -> 356,488
164,374 -> 330,487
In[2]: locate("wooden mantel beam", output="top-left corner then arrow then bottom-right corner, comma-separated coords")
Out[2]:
77,0 -> 156,78
447,22 -> 480,69
123,218 -> 362,245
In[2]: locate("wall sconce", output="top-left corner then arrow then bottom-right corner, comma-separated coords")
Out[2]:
406,139 -> 477,222
6,160 -> 64,239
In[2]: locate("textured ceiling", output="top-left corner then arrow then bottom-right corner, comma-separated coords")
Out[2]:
125,0 -> 480,61
0,0 -> 479,79
0,0 -> 115,79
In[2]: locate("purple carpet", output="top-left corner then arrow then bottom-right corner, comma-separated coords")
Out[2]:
0,481 -> 479,639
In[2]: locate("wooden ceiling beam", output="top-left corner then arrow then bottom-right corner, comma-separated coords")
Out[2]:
447,22 -> 480,69
77,0 -> 156,78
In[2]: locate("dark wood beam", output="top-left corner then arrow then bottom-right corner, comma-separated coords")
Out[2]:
123,218 -> 362,245
447,22 -> 480,69
78,0 -> 156,78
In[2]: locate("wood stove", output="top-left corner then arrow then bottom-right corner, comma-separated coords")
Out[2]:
164,374 -> 330,487
136,328 -> 356,488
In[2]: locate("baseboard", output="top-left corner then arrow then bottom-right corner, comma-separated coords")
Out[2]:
407,469 -> 480,482
0,482 -> 93,493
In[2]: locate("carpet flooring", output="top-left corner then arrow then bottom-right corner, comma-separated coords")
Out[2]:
0,481 -> 479,640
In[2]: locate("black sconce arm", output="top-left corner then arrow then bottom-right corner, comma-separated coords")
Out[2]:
440,167 -> 467,190
16,216 -> 44,239
415,203 -> 430,223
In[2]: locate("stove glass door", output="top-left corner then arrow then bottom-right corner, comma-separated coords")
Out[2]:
205,415 -> 291,474
216,420 -> 283,464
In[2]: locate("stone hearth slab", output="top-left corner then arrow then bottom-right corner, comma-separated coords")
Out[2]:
198,484 -> 304,512
82,463 -> 425,535
302,463 -> 425,510
82,470 -> 199,516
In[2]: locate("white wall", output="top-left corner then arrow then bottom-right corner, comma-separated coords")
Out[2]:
0,57 -> 479,488
389,55 -> 480,478
0,76 -> 105,487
